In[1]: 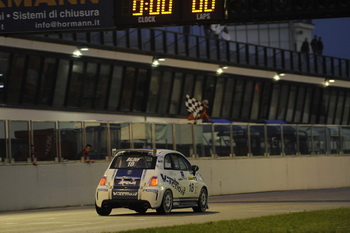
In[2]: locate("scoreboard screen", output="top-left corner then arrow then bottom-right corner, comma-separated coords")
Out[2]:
115,0 -> 226,27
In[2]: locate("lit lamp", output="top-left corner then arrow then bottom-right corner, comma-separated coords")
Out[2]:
72,49 -> 82,58
72,46 -> 89,58
273,72 -> 285,81
152,57 -> 166,67
79,46 -> 89,51
216,66 -> 228,75
324,79 -> 335,87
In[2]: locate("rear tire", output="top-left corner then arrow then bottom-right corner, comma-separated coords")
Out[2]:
193,188 -> 208,212
95,202 -> 112,216
156,190 -> 173,214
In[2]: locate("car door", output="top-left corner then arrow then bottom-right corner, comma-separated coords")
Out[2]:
162,154 -> 183,204
165,153 -> 197,202
174,154 -> 198,199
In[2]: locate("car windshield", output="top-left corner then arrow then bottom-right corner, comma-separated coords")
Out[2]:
110,151 -> 156,169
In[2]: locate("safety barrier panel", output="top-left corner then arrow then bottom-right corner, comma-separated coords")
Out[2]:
1,120 -> 349,164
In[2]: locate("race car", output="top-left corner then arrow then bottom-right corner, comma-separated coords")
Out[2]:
95,149 -> 208,215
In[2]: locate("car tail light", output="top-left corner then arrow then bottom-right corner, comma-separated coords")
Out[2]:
99,176 -> 107,186
149,176 -> 158,186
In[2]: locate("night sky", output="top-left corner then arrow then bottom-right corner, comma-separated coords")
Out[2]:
312,17 -> 350,59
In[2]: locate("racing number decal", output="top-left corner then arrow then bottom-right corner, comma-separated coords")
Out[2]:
128,161 -> 135,167
189,183 -> 195,193
126,157 -> 140,167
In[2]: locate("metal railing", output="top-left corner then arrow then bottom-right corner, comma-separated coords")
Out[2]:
17,27 -> 350,80
1,120 -> 349,164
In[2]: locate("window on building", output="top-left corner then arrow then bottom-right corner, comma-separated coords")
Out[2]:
294,86 -> 306,123
81,62 -> 98,109
212,77 -> 225,118
310,88 -> 321,124
342,92 -> 350,125
286,85 -> 297,123
193,74 -> 204,101
158,71 -> 173,115
120,66 -> 137,111
232,79 -> 244,119
95,64 -> 112,110
6,54 -> 26,105
302,87 -> 312,123
221,78 -> 235,119
334,90 -> 345,125
327,89 -> 338,124
108,65 -> 123,111
22,55 -> 41,105
180,73 -> 195,116
133,68 -> 149,112
277,84 -> 290,120
66,60 -> 84,107
169,72 -> 184,115
203,75 -> 216,117
259,82 -> 272,120
0,52 -> 10,103
52,59 -> 70,107
250,82 -> 262,121
241,80 -> 254,120
318,88 -> 329,124
38,57 -> 58,106
147,70 -> 161,113
268,83 -> 280,120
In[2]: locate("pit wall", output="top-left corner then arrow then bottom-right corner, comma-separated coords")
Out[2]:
1,156 -> 350,211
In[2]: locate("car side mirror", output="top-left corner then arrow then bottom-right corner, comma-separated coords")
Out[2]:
192,165 -> 199,175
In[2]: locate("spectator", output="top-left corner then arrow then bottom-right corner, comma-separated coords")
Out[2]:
317,37 -> 324,55
78,144 -> 94,163
311,35 -> 318,54
199,100 -> 210,121
300,38 -> 310,53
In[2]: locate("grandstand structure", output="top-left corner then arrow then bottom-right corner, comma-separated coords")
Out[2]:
0,20 -> 350,162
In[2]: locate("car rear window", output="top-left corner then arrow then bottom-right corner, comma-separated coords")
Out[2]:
110,152 -> 156,169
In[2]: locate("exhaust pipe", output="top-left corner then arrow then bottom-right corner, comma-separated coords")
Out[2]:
102,201 -> 110,209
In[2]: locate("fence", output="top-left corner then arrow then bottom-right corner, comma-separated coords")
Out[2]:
1,120 -> 350,164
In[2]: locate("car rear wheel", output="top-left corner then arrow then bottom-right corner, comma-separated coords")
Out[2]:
193,188 -> 208,212
95,202 -> 112,216
156,190 -> 173,214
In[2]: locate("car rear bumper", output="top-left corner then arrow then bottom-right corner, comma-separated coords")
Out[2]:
101,199 -> 151,210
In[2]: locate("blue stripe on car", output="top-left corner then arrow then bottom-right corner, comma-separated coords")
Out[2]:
112,169 -> 144,200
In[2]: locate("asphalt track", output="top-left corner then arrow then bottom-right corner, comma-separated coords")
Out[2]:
1,188 -> 350,233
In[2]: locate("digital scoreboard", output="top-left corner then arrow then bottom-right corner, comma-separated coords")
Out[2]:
0,0 -> 225,34
115,0 -> 226,27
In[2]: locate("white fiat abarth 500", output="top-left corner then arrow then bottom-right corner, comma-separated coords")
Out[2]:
95,149 -> 208,215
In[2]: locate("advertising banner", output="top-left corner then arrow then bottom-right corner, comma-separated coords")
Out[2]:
0,0 -> 115,34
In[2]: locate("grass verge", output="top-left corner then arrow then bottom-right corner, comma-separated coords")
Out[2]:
107,208 -> 350,233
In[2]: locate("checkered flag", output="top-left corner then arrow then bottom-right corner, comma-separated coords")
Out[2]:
185,95 -> 203,119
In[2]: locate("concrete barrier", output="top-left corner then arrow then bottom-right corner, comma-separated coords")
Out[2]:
193,156 -> 350,195
1,156 -> 349,211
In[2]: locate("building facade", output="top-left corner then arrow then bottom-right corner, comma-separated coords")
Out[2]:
1,25 -> 350,124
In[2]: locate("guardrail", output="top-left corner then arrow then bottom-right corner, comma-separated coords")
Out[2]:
1,120 -> 349,164
17,27 -> 350,80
